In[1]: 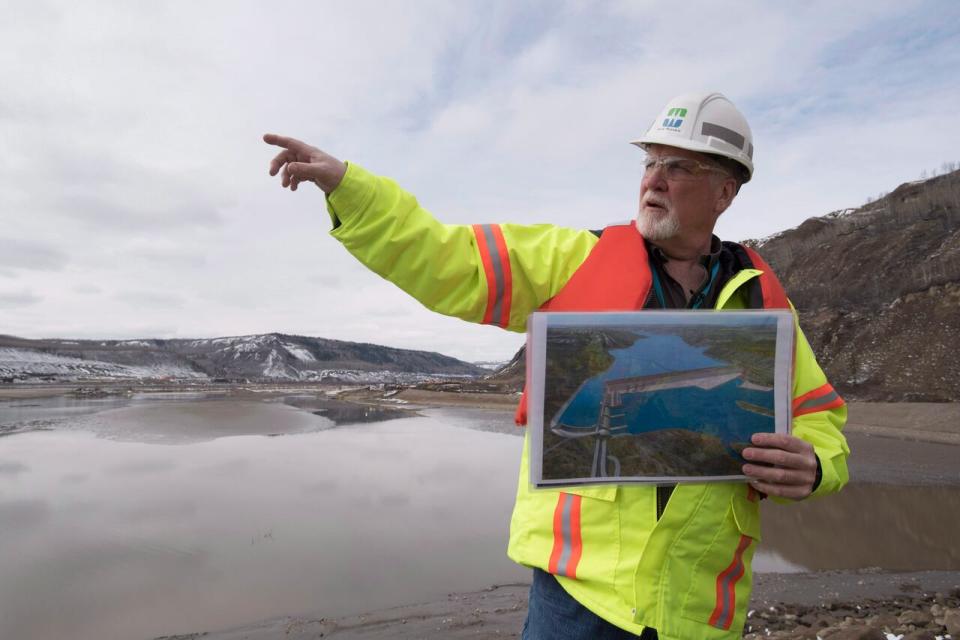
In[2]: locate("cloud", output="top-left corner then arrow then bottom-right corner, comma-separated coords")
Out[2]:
306,274 -> 344,288
0,239 -> 68,271
113,291 -> 186,308
120,242 -> 209,268
3,144 -> 226,233
73,284 -> 103,295
0,290 -> 42,307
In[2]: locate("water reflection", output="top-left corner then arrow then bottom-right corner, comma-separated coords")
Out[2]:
0,392 -> 220,437
68,399 -> 326,443
0,460 -> 28,475
0,410 -> 527,640
281,394 -> 415,425
760,483 -> 960,571
0,396 -> 130,436
0,499 -> 50,531
310,403 -> 411,424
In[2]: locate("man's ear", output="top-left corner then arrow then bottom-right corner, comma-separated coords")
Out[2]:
714,178 -> 738,216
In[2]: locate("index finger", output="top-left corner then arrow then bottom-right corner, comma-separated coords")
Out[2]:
749,432 -> 812,453
263,133 -> 304,150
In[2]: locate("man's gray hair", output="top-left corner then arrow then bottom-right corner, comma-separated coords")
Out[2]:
706,153 -> 749,193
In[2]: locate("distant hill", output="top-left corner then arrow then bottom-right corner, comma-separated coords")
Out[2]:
0,333 -> 484,384
490,169 -> 960,402
749,169 -> 960,402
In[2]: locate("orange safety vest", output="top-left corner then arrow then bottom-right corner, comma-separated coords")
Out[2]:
514,222 -> 791,426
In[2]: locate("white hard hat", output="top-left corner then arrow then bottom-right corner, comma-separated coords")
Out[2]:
631,92 -> 754,182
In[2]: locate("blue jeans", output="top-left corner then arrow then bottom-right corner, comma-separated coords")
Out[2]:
521,569 -> 658,640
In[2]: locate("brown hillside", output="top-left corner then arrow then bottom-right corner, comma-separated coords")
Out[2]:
750,169 -> 960,401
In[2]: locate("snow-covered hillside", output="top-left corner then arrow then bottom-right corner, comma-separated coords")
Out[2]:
0,333 -> 485,384
0,348 -> 207,381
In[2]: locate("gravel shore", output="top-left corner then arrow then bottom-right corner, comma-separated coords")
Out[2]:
153,571 -> 960,639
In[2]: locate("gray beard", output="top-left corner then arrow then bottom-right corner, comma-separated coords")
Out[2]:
635,210 -> 680,241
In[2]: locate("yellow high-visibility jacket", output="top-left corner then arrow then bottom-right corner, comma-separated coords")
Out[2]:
325,163 -> 849,640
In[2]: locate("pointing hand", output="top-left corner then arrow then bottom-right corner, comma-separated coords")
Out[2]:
263,133 -> 347,194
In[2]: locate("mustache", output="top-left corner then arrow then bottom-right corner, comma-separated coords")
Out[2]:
643,196 -> 670,208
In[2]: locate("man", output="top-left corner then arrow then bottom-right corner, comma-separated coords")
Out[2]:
264,92 -> 849,640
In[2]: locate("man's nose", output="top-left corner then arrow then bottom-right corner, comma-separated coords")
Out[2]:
641,168 -> 668,191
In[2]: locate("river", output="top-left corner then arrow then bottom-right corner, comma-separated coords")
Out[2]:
0,391 -> 957,640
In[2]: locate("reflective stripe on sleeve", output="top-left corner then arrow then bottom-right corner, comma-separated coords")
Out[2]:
708,534 -> 753,630
793,383 -> 845,417
471,224 -> 513,327
547,492 -> 582,579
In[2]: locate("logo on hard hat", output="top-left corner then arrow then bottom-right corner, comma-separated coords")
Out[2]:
661,107 -> 687,130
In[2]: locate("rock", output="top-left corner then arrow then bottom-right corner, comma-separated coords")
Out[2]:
799,613 -> 830,628
870,613 -> 899,630
819,625 -> 886,640
774,630 -> 817,640
930,603 -> 945,618
942,607 -> 960,635
902,630 -> 938,640
898,610 -> 933,626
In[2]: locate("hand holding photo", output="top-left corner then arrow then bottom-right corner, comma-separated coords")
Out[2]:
742,431 -> 820,500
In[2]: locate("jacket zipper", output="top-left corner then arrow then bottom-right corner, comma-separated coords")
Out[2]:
656,485 -> 674,520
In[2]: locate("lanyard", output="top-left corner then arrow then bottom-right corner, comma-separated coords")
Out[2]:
651,260 -> 721,309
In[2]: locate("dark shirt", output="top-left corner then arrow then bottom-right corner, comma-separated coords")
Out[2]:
645,235 -> 740,310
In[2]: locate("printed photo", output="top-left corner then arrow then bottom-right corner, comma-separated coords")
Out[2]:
528,311 -> 795,486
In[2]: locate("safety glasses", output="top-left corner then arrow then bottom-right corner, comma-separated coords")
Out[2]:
642,155 -> 728,181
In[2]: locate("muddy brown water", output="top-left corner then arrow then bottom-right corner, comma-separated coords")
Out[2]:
0,394 -> 957,640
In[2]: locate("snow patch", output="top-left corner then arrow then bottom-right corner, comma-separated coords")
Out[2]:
283,343 -> 316,362
472,360 -> 508,371
262,349 -> 291,379
230,340 -> 263,354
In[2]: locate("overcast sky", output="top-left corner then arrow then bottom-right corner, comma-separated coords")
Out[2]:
2,1 -> 959,363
